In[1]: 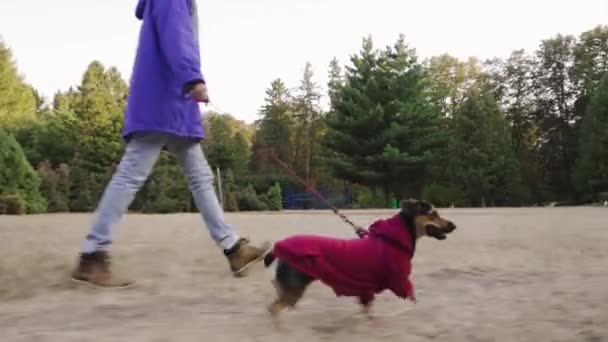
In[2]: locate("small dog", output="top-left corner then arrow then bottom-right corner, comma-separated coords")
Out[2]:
264,199 -> 456,317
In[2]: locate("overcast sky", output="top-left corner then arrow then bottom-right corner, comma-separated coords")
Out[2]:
0,0 -> 606,123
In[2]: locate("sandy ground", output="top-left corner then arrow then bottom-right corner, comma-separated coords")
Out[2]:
0,207 -> 607,342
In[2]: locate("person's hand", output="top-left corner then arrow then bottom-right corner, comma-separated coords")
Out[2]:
191,83 -> 209,103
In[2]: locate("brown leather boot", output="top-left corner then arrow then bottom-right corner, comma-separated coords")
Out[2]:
225,238 -> 271,277
71,251 -> 134,288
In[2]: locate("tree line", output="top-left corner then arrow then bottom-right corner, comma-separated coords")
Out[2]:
1,26 -> 607,214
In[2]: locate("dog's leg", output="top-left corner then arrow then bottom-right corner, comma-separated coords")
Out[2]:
268,260 -> 313,317
268,279 -> 289,317
358,295 -> 375,319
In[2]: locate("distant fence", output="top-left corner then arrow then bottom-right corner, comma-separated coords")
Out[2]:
281,189 -> 352,210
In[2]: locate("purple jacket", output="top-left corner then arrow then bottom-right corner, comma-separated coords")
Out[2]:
123,0 -> 205,140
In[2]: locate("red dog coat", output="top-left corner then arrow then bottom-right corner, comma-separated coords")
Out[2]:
272,213 -> 416,303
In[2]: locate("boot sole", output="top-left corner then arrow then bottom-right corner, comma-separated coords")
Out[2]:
232,242 -> 272,277
70,277 -> 135,289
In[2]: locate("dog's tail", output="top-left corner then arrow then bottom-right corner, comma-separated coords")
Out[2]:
263,251 -> 277,268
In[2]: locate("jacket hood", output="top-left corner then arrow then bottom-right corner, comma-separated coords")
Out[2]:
368,214 -> 415,253
136,0 -> 147,20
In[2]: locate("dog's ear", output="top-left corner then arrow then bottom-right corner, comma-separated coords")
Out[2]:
401,199 -> 432,217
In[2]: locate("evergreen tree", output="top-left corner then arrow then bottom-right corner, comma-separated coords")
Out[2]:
139,152 -> 191,214
328,58 -> 344,110
71,62 -> 128,170
448,86 -> 523,206
251,79 -> 295,173
0,130 -> 46,213
293,62 -> 323,186
324,35 -> 445,202
237,184 -> 268,211
265,182 -> 283,211
202,112 -> 251,179
0,40 -> 37,131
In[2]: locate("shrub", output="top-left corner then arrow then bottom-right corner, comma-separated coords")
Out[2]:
220,169 -> 239,212
37,161 -> 71,212
265,182 -> 283,211
0,194 -> 27,215
0,130 -> 47,214
421,183 -> 470,207
237,184 -> 268,211
223,191 -> 239,212
67,154 -> 98,212
139,152 -> 191,213
351,186 -> 386,209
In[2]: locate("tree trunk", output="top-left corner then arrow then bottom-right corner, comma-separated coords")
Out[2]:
305,120 -> 310,186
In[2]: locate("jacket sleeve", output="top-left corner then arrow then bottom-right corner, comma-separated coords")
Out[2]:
151,0 -> 204,88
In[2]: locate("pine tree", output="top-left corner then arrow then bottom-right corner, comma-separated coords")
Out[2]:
324,35 -> 445,202
293,62 -> 323,186
0,40 -> 37,131
265,182 -> 283,211
0,130 -> 47,213
251,79 -> 295,173
202,112 -> 251,179
139,152 -> 190,213
72,61 -> 128,170
448,86 -> 523,206
328,58 -> 344,111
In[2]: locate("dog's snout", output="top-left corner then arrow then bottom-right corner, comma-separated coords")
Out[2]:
446,221 -> 456,232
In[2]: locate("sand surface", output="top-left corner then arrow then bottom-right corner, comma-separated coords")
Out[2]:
1,207 -> 607,342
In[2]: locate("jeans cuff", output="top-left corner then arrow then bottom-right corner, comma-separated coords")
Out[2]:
219,235 -> 239,251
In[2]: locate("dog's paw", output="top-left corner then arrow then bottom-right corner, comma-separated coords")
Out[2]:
268,300 -> 286,318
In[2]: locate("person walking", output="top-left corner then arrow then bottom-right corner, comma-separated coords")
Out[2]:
71,0 -> 270,288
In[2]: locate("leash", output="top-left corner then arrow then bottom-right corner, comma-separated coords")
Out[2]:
200,102 -> 367,238
263,149 -> 367,238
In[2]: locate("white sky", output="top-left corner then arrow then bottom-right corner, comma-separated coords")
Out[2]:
0,0 -> 606,123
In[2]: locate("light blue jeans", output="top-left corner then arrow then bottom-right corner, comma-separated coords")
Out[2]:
81,132 -> 239,253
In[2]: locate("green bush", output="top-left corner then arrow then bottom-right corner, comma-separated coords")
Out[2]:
422,183 -> 470,207
37,161 -> 71,212
223,191 -> 239,212
142,197 -> 188,214
351,186 -> 386,209
219,169 -> 239,212
0,194 -> 27,215
138,152 -> 191,213
242,174 -> 299,194
0,130 -> 47,214
67,154 -> 100,212
265,182 -> 283,211
237,184 -> 268,211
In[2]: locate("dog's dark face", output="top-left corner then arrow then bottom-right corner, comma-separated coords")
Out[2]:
401,199 -> 456,240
